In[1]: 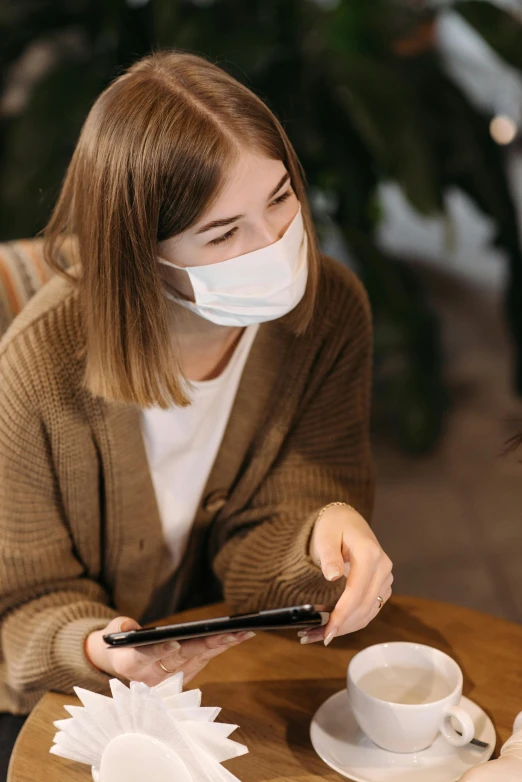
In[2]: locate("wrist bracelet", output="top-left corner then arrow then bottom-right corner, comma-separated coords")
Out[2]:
316,501 -> 356,524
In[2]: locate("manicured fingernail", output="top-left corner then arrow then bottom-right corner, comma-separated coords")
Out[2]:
238,631 -> 256,641
167,640 -> 181,650
300,634 -> 321,645
220,635 -> 238,645
298,630 -> 322,640
324,628 -> 337,647
325,565 -> 342,581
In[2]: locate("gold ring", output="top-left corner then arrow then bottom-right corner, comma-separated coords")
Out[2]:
377,596 -> 384,610
159,660 -> 177,674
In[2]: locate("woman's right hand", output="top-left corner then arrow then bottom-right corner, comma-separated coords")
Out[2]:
85,616 -> 255,686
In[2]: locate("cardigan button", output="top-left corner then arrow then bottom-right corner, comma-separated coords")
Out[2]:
203,490 -> 228,513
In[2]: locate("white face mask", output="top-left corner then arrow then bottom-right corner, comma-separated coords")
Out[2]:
158,206 -> 308,327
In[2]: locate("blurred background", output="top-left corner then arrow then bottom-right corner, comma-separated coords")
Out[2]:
1,0 -> 521,619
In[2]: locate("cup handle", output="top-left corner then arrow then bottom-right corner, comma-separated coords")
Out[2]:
440,705 -> 475,747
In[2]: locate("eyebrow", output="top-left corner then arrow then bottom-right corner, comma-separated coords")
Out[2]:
195,172 -> 291,235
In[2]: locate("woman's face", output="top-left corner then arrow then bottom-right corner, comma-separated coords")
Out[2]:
158,152 -> 299,299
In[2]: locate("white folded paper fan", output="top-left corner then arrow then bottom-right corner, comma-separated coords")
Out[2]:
50,672 -> 248,782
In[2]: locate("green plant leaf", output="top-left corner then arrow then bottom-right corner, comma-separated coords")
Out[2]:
329,52 -> 442,214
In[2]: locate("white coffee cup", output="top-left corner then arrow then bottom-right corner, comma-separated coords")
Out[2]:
347,642 -> 475,753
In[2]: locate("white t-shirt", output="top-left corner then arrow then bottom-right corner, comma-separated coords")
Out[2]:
141,324 -> 259,573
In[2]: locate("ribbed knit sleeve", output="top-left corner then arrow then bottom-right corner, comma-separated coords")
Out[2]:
0,335 -> 116,714
211,269 -> 374,612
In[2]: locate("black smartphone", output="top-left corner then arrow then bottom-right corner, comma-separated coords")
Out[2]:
103,604 -> 331,648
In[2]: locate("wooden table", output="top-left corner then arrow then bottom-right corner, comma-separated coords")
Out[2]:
8,596 -> 522,782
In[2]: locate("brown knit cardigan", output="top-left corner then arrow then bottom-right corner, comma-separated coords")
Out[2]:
0,255 -> 374,714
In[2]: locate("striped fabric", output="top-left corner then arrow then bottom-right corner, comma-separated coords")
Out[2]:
0,240 -> 55,337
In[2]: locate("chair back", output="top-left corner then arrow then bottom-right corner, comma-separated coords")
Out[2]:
0,239 -> 56,338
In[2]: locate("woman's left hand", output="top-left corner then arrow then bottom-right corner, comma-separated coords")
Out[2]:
302,503 -> 393,646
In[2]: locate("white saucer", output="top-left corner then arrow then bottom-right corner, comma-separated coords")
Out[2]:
310,690 -> 495,782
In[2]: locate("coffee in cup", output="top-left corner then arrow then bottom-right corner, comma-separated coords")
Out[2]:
347,642 -> 474,753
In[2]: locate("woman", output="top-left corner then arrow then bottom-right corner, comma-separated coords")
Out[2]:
0,51 -> 392,718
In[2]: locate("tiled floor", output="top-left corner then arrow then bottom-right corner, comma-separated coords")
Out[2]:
372,263 -> 522,623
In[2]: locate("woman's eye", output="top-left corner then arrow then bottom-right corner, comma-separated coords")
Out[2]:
207,191 -> 293,247
270,189 -> 293,207
209,228 -> 237,246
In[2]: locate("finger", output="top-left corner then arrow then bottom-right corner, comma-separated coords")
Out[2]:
299,598 -> 390,647
128,630 -> 251,667
312,525 -> 345,582
346,578 -> 393,634
173,631 -> 255,659
158,631 -> 255,670
321,571 -> 391,647
172,643 -> 236,677
103,616 -> 141,635
124,639 -> 183,666
324,541 -> 381,639
299,570 -> 393,646
347,581 -> 393,635
348,564 -> 393,629
156,645 -> 227,683
299,630 -> 324,645
118,617 -> 141,632
132,634 -> 256,687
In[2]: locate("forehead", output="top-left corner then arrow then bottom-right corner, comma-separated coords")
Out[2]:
206,151 -> 287,215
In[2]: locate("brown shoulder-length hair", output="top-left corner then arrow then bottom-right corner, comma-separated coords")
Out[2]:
43,50 -> 321,409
